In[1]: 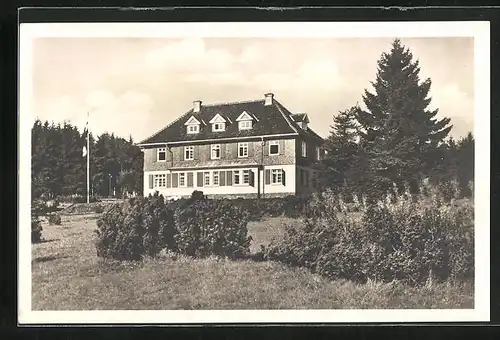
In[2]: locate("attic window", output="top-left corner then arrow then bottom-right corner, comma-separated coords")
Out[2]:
187,125 -> 199,134
185,116 -> 201,134
236,111 -> 254,131
213,123 -> 225,132
238,120 -> 252,130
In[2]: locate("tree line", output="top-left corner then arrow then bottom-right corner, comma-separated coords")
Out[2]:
31,119 -> 143,200
320,39 -> 474,199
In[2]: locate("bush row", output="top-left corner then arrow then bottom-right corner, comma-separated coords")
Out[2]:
262,189 -> 474,286
95,191 -> 252,261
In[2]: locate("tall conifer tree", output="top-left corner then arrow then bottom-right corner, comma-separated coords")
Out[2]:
356,38 -> 452,192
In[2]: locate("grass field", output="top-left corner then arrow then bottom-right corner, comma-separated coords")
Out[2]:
31,212 -> 474,310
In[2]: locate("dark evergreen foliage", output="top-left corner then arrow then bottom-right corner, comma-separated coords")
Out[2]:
31,119 -> 143,200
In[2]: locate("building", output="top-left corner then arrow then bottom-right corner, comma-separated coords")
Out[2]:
137,93 -> 325,199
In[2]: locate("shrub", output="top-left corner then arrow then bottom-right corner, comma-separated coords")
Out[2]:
174,197 -> 252,259
47,213 -> 62,225
95,192 -> 176,261
263,188 -> 474,286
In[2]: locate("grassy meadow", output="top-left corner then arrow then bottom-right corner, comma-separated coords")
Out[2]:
31,209 -> 473,310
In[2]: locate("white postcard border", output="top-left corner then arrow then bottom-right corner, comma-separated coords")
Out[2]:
18,21 -> 490,324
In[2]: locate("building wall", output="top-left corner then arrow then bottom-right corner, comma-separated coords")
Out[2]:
143,137 -> 296,172
143,164 -> 296,199
296,165 -> 321,196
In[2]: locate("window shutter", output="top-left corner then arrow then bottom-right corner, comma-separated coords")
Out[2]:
187,172 -> 194,187
166,148 -> 172,162
265,169 -> 271,185
220,143 -> 226,159
279,140 -> 285,155
247,143 -> 254,157
194,146 -> 199,160
197,172 -> 203,187
149,174 -> 154,189
167,174 -> 172,188
263,141 -> 269,156
172,173 -> 179,188
249,170 -> 255,187
205,144 -> 210,161
231,143 -> 238,158
282,169 -> 286,186
226,170 -> 232,186
220,171 -> 226,186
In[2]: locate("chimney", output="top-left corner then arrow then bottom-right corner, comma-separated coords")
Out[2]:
264,93 -> 274,106
193,100 -> 202,113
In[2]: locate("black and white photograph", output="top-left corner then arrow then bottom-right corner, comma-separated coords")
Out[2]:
18,20 -> 490,324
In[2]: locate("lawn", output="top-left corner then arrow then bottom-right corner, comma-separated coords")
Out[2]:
31,212 -> 474,310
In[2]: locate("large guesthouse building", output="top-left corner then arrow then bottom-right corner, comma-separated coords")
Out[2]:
137,93 -> 325,199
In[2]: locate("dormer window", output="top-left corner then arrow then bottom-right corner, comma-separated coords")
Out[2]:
213,122 -> 225,132
236,111 -> 255,131
209,113 -> 227,132
239,121 -> 252,130
184,116 -> 201,134
187,125 -> 199,134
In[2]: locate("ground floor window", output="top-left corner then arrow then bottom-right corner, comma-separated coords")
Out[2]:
271,169 -> 283,184
154,174 -> 166,188
213,171 -> 220,186
179,172 -> 186,187
204,171 -> 210,186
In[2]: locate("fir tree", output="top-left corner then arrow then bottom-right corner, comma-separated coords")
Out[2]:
356,38 -> 453,193
321,106 -> 361,193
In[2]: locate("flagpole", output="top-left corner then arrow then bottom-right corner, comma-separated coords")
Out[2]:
86,111 -> 90,204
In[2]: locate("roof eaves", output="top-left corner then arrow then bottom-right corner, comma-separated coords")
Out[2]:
137,109 -> 194,146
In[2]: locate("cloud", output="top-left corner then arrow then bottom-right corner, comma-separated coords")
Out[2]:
143,38 -> 234,73
184,72 -> 248,85
429,83 -> 474,137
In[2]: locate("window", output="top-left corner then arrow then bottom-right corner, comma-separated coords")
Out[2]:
204,172 -> 210,186
213,123 -> 225,132
187,124 -> 199,134
157,148 -> 166,162
269,140 -> 279,155
316,146 -> 321,161
243,170 -> 250,184
211,144 -> 221,159
271,169 -> 283,184
179,172 -> 186,187
233,170 -> 241,185
213,171 -> 220,186
154,174 -> 166,188
238,120 -> 252,130
301,141 -> 307,157
238,142 -> 249,158
185,146 -> 194,160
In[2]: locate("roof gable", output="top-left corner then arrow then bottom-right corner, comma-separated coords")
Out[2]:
184,116 -> 201,125
236,111 -> 254,121
209,113 -> 227,124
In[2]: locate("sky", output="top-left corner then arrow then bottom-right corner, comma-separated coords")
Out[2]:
32,37 -> 474,142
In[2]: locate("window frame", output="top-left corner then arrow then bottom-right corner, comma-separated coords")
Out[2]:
242,170 -> 250,184
157,147 -> 167,162
213,171 -> 220,186
233,170 -> 241,185
187,124 -> 200,134
184,146 -> 194,161
238,120 -> 252,130
203,171 -> 211,186
301,141 -> 307,158
316,146 -> 321,161
211,144 -> 221,160
179,172 -> 187,187
212,122 -> 226,132
154,174 -> 166,188
271,169 -> 283,185
238,142 -> 249,158
269,140 -> 280,156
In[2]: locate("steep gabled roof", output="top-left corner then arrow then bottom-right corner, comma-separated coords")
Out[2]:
138,97 -> 324,145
